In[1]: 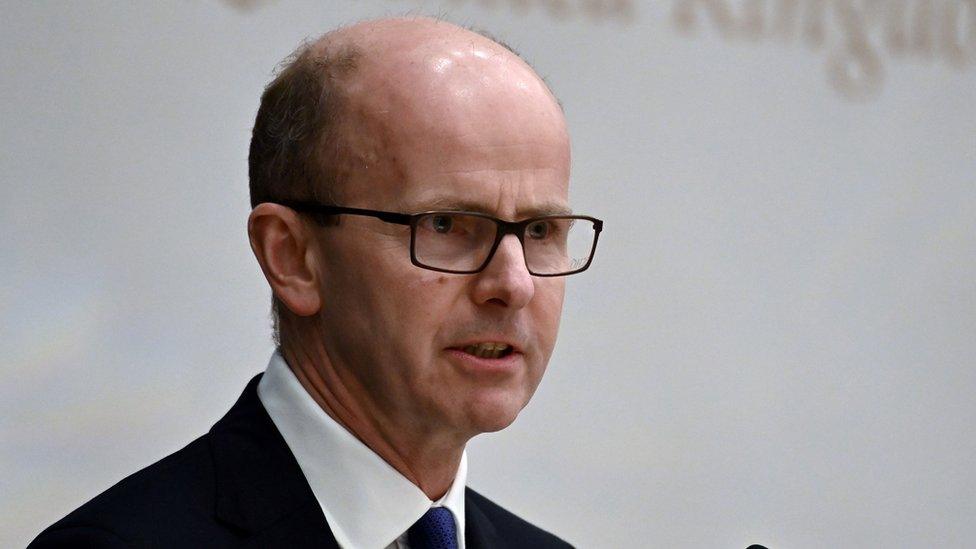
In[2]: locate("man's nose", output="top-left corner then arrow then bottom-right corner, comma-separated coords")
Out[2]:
471,234 -> 535,309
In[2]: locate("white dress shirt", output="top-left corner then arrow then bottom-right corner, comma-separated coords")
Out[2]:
257,350 -> 467,549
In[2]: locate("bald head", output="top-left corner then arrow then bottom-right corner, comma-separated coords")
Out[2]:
326,17 -> 561,117
249,17 -> 566,207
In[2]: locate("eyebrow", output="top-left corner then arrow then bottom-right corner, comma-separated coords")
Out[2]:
408,197 -> 574,217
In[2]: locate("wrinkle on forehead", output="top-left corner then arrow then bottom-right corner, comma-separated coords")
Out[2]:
431,166 -> 566,176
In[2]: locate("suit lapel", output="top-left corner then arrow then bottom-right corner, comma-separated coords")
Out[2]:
240,503 -> 340,549
209,374 -> 339,548
465,489 -> 504,549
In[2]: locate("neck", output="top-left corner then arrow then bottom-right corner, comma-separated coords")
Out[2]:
279,328 -> 466,499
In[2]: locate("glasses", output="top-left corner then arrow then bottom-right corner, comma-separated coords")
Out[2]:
274,200 -> 603,277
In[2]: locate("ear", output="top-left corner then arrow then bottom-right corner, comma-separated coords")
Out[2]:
247,203 -> 323,317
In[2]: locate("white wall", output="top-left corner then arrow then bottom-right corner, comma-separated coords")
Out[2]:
3,1 -> 974,547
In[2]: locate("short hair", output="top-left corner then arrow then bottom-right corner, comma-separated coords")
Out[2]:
248,39 -> 361,345
249,40 -> 360,209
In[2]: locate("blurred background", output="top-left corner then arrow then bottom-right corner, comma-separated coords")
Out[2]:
2,1 -> 974,547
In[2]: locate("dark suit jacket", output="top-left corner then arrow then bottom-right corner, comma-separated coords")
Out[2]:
29,374 -> 571,548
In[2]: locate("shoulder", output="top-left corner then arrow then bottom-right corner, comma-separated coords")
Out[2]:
465,488 -> 574,548
29,434 -> 221,548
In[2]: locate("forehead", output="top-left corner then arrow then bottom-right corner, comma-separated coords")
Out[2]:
334,26 -> 571,217
340,110 -> 571,218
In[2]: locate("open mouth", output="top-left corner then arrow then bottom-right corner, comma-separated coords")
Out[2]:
459,342 -> 515,359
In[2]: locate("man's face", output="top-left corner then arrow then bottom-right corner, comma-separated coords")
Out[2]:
308,36 -> 571,438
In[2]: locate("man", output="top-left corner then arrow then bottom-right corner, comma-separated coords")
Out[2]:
30,16 -> 602,549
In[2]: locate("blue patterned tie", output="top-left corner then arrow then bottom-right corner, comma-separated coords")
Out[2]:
407,507 -> 458,549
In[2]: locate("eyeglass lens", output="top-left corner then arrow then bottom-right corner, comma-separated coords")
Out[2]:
413,213 -> 595,275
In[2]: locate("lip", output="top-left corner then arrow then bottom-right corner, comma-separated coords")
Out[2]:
448,338 -> 523,354
444,347 -> 524,376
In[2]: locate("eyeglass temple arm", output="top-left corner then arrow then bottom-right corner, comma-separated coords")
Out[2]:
272,201 -> 413,225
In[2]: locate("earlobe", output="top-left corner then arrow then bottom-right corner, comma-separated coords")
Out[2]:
247,204 -> 323,317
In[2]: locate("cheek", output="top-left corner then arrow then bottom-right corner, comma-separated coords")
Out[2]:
395,272 -> 461,343
534,280 -> 566,341
320,249 -> 409,351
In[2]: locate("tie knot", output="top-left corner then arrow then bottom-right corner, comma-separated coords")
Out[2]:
407,507 -> 458,549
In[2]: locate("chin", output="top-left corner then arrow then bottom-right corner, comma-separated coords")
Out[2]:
461,388 -> 531,434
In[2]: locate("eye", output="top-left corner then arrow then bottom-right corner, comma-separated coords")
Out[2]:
527,220 -> 551,239
431,215 -> 453,233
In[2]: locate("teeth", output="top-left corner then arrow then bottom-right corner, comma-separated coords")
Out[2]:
462,342 -> 512,359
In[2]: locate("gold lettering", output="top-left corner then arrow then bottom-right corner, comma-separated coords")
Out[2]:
768,0 -> 800,41
542,0 -> 573,18
765,0 -> 828,45
673,0 -> 737,37
829,0 -> 884,100
882,0 -> 910,55
740,0 -> 765,39
941,0 -> 976,67
800,0 -> 828,45
910,0 -> 936,57
573,0 -> 636,20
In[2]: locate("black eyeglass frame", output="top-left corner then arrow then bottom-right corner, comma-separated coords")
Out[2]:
272,200 -> 604,277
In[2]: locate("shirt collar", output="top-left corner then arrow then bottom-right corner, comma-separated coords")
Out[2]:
257,350 -> 467,549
